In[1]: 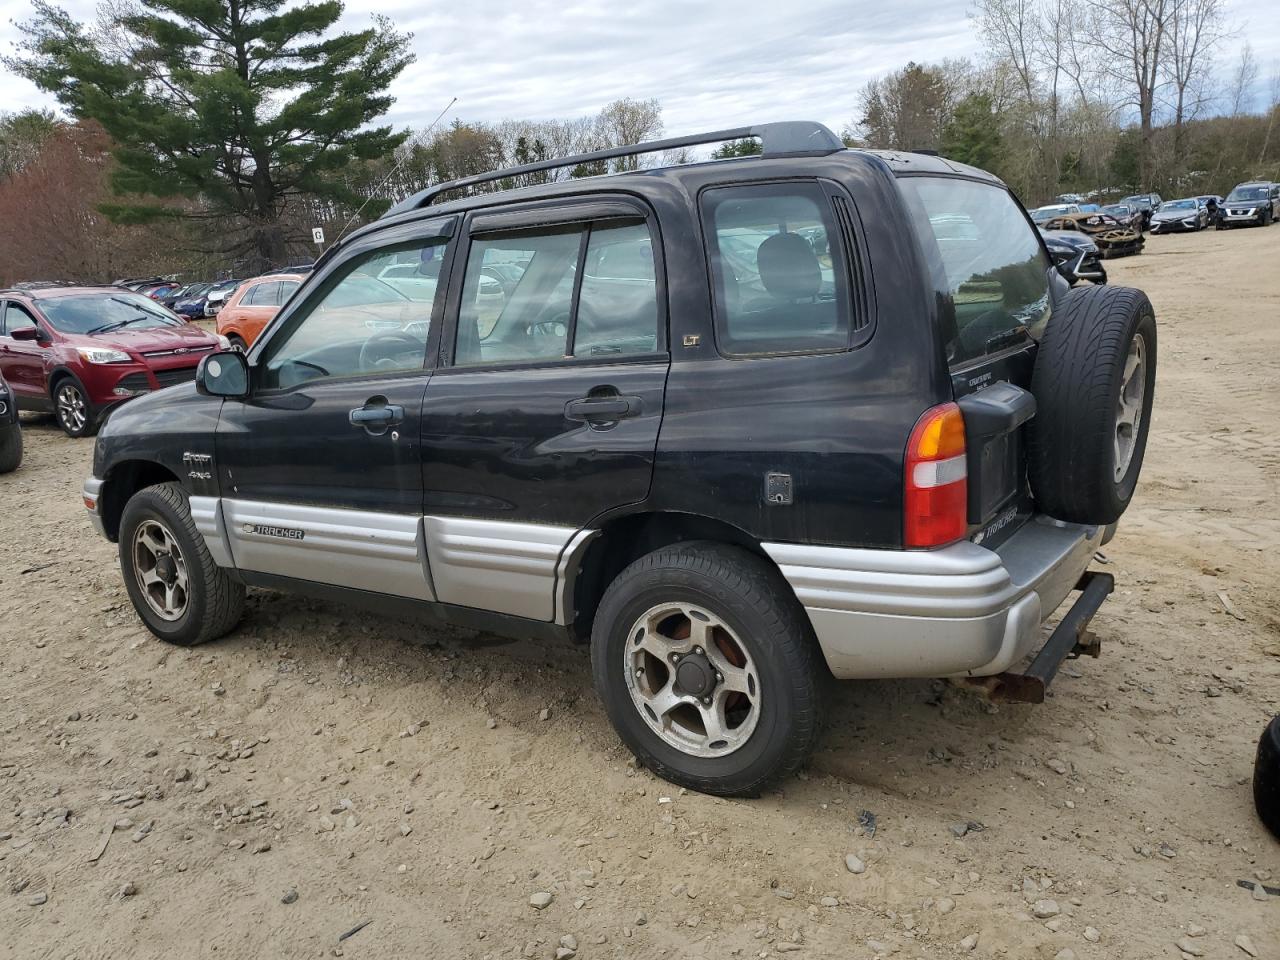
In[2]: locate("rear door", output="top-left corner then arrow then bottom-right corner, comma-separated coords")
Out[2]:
897,176 -> 1052,545
419,198 -> 669,620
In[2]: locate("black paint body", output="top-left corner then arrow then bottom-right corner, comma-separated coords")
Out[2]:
95,149 -> 1065,555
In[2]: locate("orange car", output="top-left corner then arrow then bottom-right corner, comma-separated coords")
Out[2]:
216,273 -> 305,350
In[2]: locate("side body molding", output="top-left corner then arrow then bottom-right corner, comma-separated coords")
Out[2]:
221,499 -> 435,602
188,498 -> 590,623
423,516 -> 577,621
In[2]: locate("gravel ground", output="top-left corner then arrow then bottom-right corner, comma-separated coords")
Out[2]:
2,225 -> 1278,960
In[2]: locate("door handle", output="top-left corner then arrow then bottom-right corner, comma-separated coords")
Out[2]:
349,403 -> 404,428
564,394 -> 642,422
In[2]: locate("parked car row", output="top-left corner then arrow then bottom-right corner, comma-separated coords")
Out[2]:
1033,181 -> 1280,239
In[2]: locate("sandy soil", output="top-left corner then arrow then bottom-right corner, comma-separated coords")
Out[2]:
2,225 -> 1278,960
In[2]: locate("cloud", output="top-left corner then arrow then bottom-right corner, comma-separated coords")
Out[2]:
0,0 -> 1277,136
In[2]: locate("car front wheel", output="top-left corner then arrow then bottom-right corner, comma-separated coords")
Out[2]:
54,377 -> 97,438
591,542 -> 824,797
119,482 -> 245,645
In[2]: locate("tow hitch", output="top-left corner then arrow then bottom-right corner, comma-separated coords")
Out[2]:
959,571 -> 1114,704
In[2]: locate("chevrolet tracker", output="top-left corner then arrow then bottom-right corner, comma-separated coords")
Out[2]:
84,121 -> 1156,796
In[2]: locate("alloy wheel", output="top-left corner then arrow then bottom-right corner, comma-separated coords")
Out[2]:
623,602 -> 761,758
1114,333 -> 1147,482
132,519 -> 190,621
57,383 -> 87,433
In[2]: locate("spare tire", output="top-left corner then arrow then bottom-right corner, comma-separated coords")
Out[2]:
1028,285 -> 1156,525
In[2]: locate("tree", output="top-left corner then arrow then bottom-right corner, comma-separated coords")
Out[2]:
1163,0 -> 1224,167
943,93 -> 1005,170
856,62 -> 965,151
711,138 -> 763,159
9,0 -> 413,270
595,98 -> 663,171
0,109 -> 59,180
0,121 -> 186,284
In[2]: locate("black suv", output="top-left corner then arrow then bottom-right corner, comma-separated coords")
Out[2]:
84,122 -> 1156,796
0,369 -> 21,473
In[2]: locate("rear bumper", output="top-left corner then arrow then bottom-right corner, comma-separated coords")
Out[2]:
764,517 -> 1106,680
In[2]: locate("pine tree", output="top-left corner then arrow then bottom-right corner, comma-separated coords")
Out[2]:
942,93 -> 1004,173
9,0 -> 413,268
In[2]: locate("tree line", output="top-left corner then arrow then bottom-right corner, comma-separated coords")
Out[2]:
0,0 -> 1276,286
850,0 -> 1279,202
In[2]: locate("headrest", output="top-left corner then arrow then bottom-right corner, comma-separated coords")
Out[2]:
756,232 -> 821,301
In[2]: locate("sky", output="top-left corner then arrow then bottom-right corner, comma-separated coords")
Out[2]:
1,0 -> 1277,139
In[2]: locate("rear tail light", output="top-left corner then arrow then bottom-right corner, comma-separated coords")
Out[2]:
905,402 -> 968,548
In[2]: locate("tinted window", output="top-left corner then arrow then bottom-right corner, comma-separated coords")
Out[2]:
701,183 -> 850,356
243,282 -> 278,307
259,238 -> 448,389
455,228 -> 580,366
576,221 -> 658,357
3,303 -> 36,335
898,177 -> 1050,367
38,293 -> 184,334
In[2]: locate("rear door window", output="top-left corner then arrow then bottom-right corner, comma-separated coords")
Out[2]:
898,177 -> 1050,367
700,182 -> 852,356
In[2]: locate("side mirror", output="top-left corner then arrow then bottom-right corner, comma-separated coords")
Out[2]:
10,326 -> 42,342
196,351 -> 249,398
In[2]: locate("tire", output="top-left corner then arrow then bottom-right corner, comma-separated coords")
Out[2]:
227,334 -> 248,353
1028,285 -> 1156,525
0,425 -> 21,473
119,482 -> 245,646
1255,716 -> 1280,841
52,375 -> 98,438
590,541 -> 823,797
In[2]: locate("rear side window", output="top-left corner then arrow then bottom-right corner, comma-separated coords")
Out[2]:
241,282 -> 273,307
701,182 -> 851,356
898,177 -> 1050,366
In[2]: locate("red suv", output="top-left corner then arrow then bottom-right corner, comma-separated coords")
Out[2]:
0,285 -> 228,437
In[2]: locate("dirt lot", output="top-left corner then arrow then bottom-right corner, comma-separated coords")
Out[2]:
3,226 -> 1278,960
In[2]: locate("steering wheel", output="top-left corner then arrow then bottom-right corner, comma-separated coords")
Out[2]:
358,331 -> 425,371
528,307 -> 570,341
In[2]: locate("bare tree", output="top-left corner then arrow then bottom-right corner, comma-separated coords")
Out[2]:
1227,42 -> 1258,117
1163,0 -> 1225,162
1083,0 -> 1171,187
595,98 -> 664,171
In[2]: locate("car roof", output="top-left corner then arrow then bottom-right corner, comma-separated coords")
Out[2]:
341,146 -> 1004,254
245,273 -> 305,283
1,285 -> 129,300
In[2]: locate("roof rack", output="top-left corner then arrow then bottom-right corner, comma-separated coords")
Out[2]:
382,120 -> 845,219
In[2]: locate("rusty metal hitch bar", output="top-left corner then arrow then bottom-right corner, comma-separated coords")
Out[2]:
960,571 -> 1114,704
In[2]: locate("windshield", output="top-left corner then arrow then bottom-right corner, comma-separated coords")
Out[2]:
39,293 -> 184,335
1102,205 -> 1131,216
1163,200 -> 1196,211
1226,186 -> 1269,202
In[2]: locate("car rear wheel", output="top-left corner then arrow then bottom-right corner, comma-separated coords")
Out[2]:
227,334 -> 248,353
119,482 -> 245,646
1028,285 -> 1157,525
591,542 -> 823,797
1255,715 -> 1280,840
0,425 -> 21,473
54,377 -> 97,438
